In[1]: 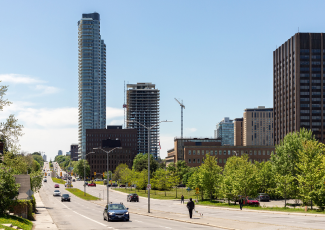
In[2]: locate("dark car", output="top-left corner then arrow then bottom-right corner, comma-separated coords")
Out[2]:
257,193 -> 270,202
103,203 -> 129,221
127,193 -> 139,202
88,182 -> 96,187
120,184 -> 126,188
72,179 -> 75,182
61,194 -> 71,202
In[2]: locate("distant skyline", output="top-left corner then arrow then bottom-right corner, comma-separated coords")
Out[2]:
1,0 -> 325,161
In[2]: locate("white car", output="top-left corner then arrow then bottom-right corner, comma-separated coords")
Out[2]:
53,190 -> 61,196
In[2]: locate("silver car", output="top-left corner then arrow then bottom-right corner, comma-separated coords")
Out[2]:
53,190 -> 61,196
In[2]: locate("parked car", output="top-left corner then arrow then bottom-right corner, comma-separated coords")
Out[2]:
120,184 -> 126,188
103,203 -> 129,221
72,179 -> 76,182
257,193 -> 270,202
94,178 -> 103,181
127,193 -> 139,202
77,178 -> 81,181
88,182 -> 96,187
54,184 -> 60,188
61,194 -> 71,202
243,197 -> 260,206
84,182 -> 88,186
53,190 -> 61,196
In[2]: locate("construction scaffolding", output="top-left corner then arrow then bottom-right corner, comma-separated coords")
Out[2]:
126,83 -> 160,159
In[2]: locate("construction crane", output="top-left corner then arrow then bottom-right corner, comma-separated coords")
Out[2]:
174,98 -> 185,138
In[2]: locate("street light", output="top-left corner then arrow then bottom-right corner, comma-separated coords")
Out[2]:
93,146 -> 122,205
84,152 -> 94,196
127,119 -> 172,213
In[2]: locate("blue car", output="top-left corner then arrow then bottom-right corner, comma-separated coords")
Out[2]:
103,203 -> 129,221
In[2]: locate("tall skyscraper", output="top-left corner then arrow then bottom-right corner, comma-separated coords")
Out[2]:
234,118 -> 243,146
58,150 -> 62,156
78,13 -> 106,159
274,33 -> 325,144
126,83 -> 160,159
243,106 -> 273,146
214,117 -> 234,146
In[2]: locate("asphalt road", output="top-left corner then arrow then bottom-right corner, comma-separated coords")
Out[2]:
40,176 -> 220,230
70,179 -> 325,230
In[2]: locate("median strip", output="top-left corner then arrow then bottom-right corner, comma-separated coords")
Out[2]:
66,188 -> 100,201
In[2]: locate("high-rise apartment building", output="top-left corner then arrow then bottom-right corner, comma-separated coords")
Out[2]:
234,118 -> 243,146
78,13 -> 106,159
58,150 -> 62,156
126,83 -> 160,159
214,117 -> 234,146
274,33 -> 325,144
243,106 -> 273,146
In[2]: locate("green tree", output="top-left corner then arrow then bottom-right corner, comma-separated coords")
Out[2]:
187,167 -> 205,200
74,159 -> 90,179
133,170 -> 148,190
30,170 -> 43,192
182,167 -> 196,186
3,151 -> 28,174
132,153 -> 158,173
113,163 -> 129,181
152,168 -> 179,196
32,154 -> 44,168
255,161 -> 276,197
0,165 -> 20,215
222,155 -> 258,204
297,140 -> 325,209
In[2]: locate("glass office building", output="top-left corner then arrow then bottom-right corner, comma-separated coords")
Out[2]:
214,117 -> 234,146
78,13 -> 106,159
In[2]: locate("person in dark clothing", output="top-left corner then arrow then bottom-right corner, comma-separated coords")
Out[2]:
181,195 -> 184,204
239,197 -> 244,210
187,198 -> 195,218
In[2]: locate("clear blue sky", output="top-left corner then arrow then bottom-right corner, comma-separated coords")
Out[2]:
1,0 -> 325,161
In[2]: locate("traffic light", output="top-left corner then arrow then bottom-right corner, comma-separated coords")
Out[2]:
60,172 -> 62,177
94,172 -> 96,176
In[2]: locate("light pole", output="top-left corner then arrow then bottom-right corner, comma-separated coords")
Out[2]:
127,120 -> 172,213
84,152 -> 93,196
93,147 -> 122,205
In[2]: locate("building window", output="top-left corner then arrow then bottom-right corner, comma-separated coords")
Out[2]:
263,151 -> 265,155
249,151 -> 252,155
219,150 -> 222,155
215,150 -> 218,155
258,150 -> 261,155
267,151 -> 270,155
193,150 -> 196,155
254,151 -> 257,155
228,150 -> 231,155
189,159 -> 191,163
223,159 -> 227,163
198,159 -> 200,163
188,150 -> 191,155
223,150 -> 226,155
197,150 -> 200,155
241,150 -> 244,155
210,150 -> 213,155
219,159 -> 222,163
193,159 -> 196,163
202,150 -> 205,155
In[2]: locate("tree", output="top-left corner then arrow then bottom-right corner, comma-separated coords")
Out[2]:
132,153 -> 159,173
296,140 -> 325,209
0,165 -> 20,215
3,151 -> 28,174
30,170 -> 43,192
255,161 -> 276,197
133,170 -> 148,190
32,154 -> 44,167
222,155 -> 258,204
113,163 -> 129,181
74,159 -> 90,179
120,168 -> 133,184
152,168 -> 178,196
187,167 -> 205,200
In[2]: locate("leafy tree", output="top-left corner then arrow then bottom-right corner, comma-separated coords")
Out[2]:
120,168 -> 133,184
133,169 -> 148,190
74,159 -> 90,179
152,168 -> 178,196
187,167 -> 205,200
182,167 -> 196,186
222,155 -> 258,204
32,154 -> 44,167
113,163 -> 129,181
132,153 -> 158,173
0,165 -> 20,215
30,170 -> 43,192
4,151 -> 28,174
255,161 -> 276,197
296,140 -> 325,209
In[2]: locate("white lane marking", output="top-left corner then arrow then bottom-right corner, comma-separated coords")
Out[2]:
165,228 -> 172,229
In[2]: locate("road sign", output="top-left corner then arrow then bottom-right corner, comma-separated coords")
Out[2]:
128,182 -> 131,187
60,172 -> 62,177
195,191 -> 200,195
94,172 -> 96,176
186,187 -> 192,192
26,189 -> 34,198
195,187 -> 199,192
147,184 -> 151,190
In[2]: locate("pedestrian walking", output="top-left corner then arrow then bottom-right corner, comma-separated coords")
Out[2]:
187,198 -> 195,218
239,197 -> 244,210
181,195 -> 184,204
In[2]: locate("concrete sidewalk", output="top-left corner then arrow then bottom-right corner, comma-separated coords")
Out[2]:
32,192 -> 58,230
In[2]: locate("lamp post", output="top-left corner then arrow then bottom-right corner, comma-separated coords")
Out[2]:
127,120 -> 172,213
93,147 -> 122,205
84,152 -> 93,196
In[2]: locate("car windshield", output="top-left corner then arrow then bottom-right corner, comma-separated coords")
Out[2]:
62,194 -> 69,197
130,194 -> 137,196
108,204 -> 126,210
54,190 -> 60,192
247,197 -> 255,200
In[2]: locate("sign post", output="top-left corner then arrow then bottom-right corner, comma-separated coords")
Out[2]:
26,189 -> 34,200
147,184 -> 151,190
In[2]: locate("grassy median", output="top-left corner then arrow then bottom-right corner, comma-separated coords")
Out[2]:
0,214 -> 33,230
114,187 -> 197,200
66,188 -> 100,201
52,178 -> 66,184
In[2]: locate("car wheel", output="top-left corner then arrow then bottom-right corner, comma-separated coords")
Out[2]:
103,215 -> 106,221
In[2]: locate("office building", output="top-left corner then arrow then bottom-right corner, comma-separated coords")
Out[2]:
214,117 -> 234,146
58,150 -> 62,156
126,83 -> 160,159
42,154 -> 47,162
70,144 -> 79,161
274,33 -> 325,144
78,12 -> 106,159
85,125 -> 137,176
234,118 -> 243,146
243,106 -> 273,146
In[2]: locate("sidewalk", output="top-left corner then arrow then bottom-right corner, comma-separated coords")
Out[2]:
32,192 -> 58,230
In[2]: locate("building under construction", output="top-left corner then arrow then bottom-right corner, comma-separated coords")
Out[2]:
126,83 -> 160,159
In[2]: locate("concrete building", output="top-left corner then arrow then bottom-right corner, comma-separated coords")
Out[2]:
85,125 -> 137,176
234,118 -> 243,146
78,12 -> 106,159
214,117 -> 234,146
243,106 -> 273,146
58,150 -> 62,156
274,33 -> 325,144
166,137 -> 274,167
126,83 -> 160,159
70,144 -> 79,161
42,154 -> 47,162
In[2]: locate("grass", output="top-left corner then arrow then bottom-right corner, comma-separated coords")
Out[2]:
94,181 -> 104,185
196,200 -> 325,214
0,214 -> 33,230
66,188 -> 100,201
52,178 -> 66,185
114,187 -> 197,200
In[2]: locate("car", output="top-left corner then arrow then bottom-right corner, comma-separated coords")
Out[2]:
127,193 -> 139,202
61,194 -> 71,202
257,193 -> 270,202
54,184 -> 60,188
53,190 -> 61,196
84,182 -> 88,186
72,179 -> 75,182
120,184 -> 126,188
43,179 -> 47,182
88,182 -> 96,187
103,203 -> 129,221
94,178 -> 102,181
243,197 -> 260,206
77,178 -> 81,181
